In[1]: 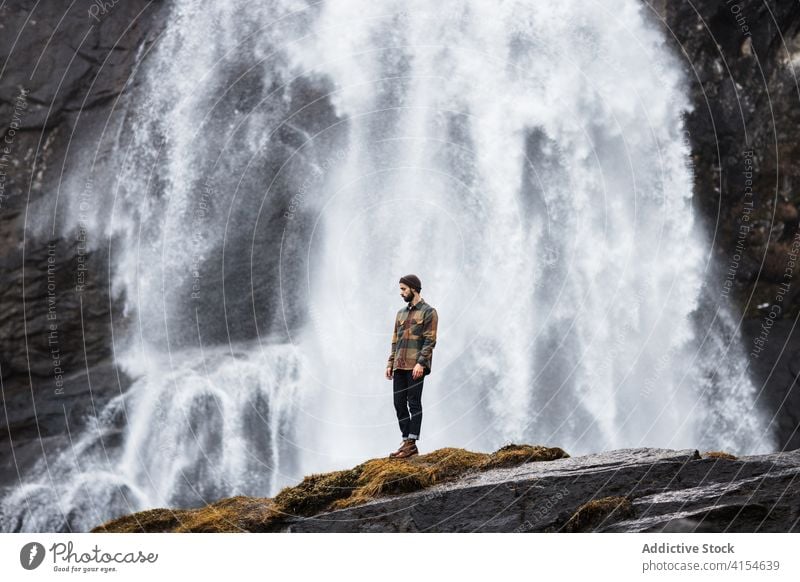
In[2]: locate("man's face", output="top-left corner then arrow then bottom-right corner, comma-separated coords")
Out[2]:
400,284 -> 413,302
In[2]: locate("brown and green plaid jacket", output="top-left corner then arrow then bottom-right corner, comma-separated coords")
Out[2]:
387,298 -> 438,375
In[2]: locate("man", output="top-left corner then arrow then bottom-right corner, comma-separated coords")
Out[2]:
385,274 -> 438,458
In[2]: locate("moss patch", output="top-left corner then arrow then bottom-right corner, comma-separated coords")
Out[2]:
272,467 -> 362,516
563,496 -> 635,532
92,443 -> 569,532
480,443 -> 569,470
92,495 -> 277,533
703,451 -> 738,460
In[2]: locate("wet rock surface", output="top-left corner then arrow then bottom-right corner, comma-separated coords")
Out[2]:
279,447 -> 800,532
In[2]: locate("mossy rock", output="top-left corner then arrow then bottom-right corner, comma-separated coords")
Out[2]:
282,444 -> 569,515
563,496 -> 635,532
479,443 -> 570,469
702,451 -> 738,460
92,443 -> 569,532
92,508 -> 184,533
92,495 -> 276,533
272,467 -> 362,516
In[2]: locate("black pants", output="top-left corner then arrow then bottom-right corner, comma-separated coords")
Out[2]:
392,368 -> 424,439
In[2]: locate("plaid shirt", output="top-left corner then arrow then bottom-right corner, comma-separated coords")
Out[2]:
387,298 -> 438,375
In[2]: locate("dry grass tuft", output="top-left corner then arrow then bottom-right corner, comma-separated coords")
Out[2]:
562,496 -> 635,532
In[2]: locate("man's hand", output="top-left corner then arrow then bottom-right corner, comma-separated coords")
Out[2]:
385,366 -> 393,380
412,363 -> 425,380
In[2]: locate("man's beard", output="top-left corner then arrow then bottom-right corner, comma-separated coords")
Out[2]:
403,292 -> 412,303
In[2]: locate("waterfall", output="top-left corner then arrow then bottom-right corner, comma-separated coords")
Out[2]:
3,0 -> 775,532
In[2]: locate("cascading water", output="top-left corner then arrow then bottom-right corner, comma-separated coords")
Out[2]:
3,0 -> 775,532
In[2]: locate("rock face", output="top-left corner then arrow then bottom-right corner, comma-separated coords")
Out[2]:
92,446 -> 800,532
653,1 -> 800,450
0,0 -> 166,492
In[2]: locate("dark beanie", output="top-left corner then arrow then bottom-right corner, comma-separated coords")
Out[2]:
399,274 -> 422,292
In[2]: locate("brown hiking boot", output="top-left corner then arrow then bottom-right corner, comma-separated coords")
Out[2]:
393,440 -> 418,459
389,439 -> 415,458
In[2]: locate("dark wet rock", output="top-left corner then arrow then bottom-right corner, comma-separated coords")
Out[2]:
652,1 -> 800,450
0,0 -> 163,491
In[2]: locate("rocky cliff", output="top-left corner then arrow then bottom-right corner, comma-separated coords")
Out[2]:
655,0 -> 800,451
2,0 -> 800,508
0,0 -> 166,495
91,444 -> 800,532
